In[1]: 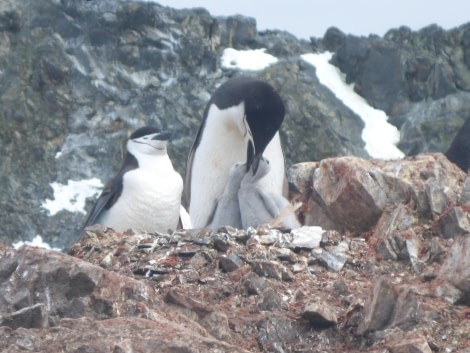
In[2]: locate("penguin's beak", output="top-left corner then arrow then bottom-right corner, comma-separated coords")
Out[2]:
152,131 -> 172,141
246,140 -> 261,175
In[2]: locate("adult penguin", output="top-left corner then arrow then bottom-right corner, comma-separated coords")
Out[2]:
83,126 -> 185,233
185,77 -> 286,228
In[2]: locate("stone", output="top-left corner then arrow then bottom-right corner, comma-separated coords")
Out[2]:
387,334 -> 433,353
257,316 -> 297,353
213,236 -> 231,252
257,287 -> 283,311
428,236 -> 444,263
312,248 -> 348,272
311,156 -> 386,234
302,302 -> 338,326
445,116 -> 470,172
239,271 -> 267,296
357,277 -> 398,334
275,248 -> 296,263
406,231 -> 425,273
333,279 -> 350,296
251,260 -> 284,280
0,303 -> 48,330
2,218 -> 470,352
0,244 -> 249,352
438,235 -> 470,303
332,26 -> 465,158
376,229 -> 424,272
374,204 -> 417,237
389,289 -> 422,330
435,282 -> 463,305
376,232 -> 409,261
459,176 -> 470,205
0,316 -> 248,353
258,231 -> 281,246
289,226 -> 323,250
220,253 -> 244,272
438,206 -> 470,238
296,154 -> 466,234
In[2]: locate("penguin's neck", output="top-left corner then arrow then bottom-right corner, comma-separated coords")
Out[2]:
134,152 -> 174,174
201,103 -> 248,165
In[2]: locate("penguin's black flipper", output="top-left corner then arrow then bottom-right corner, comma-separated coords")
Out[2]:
82,154 -> 138,230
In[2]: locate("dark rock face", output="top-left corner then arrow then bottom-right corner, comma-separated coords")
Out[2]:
0,0 -> 366,250
446,116 -> 470,172
329,24 -> 470,156
0,0 -> 469,254
2,0 -> 470,350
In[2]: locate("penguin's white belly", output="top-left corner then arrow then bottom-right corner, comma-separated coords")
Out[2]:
190,132 -> 285,228
100,169 -> 183,233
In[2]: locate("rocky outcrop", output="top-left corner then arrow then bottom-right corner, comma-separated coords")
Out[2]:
0,0 -> 365,250
2,0 -> 470,350
325,25 -> 470,156
289,153 -> 466,234
0,0 -> 469,249
2,152 -> 470,352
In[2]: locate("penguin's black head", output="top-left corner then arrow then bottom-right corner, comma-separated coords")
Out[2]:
243,79 -> 284,174
210,77 -> 285,174
128,126 -> 171,155
130,126 -> 162,139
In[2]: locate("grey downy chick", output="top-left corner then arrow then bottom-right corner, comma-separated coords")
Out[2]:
238,157 -> 300,229
209,162 -> 246,230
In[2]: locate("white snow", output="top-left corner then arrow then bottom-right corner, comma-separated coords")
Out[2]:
301,52 -> 405,160
41,178 -> 103,216
13,235 -> 62,251
221,48 -> 278,71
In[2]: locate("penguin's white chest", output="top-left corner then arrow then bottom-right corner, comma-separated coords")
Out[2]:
190,131 -> 285,228
101,168 -> 183,233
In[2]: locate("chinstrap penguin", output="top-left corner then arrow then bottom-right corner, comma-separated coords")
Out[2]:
83,126 -> 184,233
208,162 -> 245,230
185,76 -> 287,228
238,157 -> 300,229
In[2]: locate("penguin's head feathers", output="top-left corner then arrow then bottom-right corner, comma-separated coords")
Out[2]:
127,126 -> 171,156
209,77 -> 285,172
242,156 -> 271,184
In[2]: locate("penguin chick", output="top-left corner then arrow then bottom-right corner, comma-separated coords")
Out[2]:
208,162 -> 245,230
238,157 -> 300,229
83,126 -> 183,233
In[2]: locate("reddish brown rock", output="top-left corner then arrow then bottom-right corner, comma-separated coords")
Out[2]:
387,334 -> 433,353
302,301 -> 338,326
358,277 -> 398,334
438,206 -> 470,238
289,153 -> 466,234
2,149 -> 470,353
438,235 -> 470,303
312,156 -> 386,234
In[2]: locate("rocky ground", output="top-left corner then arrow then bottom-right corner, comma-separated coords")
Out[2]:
1,153 -> 469,352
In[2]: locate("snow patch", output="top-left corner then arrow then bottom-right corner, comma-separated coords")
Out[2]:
301,52 -> 404,160
41,178 -> 103,216
221,48 -> 278,71
13,235 -> 62,252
